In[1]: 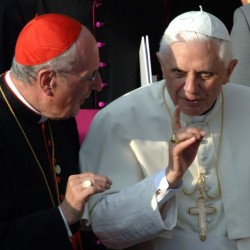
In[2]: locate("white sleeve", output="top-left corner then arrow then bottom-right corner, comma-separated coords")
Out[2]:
154,168 -> 182,204
79,104 -> 178,249
91,174 -> 178,249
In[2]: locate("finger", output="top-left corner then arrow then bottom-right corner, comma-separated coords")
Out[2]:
70,173 -> 112,183
79,183 -> 111,202
173,131 -> 206,153
175,128 -> 206,143
80,176 -> 112,190
89,178 -> 112,189
173,136 -> 197,152
172,105 -> 181,132
70,172 -> 95,180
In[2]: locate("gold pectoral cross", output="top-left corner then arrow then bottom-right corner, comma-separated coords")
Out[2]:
187,192 -> 216,241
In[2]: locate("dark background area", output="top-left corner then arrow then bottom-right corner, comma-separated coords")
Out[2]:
0,0 -> 241,109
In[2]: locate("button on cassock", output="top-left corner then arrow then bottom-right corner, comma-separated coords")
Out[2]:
54,164 -> 61,175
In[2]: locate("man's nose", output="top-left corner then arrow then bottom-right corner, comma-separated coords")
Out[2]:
91,74 -> 103,92
183,74 -> 199,93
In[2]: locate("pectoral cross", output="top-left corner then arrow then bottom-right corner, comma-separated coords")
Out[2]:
187,192 -> 216,241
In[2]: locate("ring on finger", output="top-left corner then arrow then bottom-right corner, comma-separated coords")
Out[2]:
82,179 -> 93,188
170,133 -> 180,144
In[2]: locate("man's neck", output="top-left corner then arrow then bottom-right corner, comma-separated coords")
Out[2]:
6,71 -> 47,123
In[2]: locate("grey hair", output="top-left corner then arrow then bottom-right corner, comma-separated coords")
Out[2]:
10,41 -> 78,84
158,31 -> 233,68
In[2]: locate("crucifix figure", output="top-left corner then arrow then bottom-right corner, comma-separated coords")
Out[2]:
187,192 -> 216,241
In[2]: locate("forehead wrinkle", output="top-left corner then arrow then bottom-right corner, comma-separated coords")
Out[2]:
169,41 -> 221,73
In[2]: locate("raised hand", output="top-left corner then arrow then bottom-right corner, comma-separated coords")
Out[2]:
166,106 -> 206,188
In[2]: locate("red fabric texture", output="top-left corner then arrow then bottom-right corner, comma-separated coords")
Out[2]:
71,232 -> 84,250
15,13 -> 82,65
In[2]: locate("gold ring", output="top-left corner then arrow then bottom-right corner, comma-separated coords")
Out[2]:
170,133 -> 180,144
82,180 -> 92,188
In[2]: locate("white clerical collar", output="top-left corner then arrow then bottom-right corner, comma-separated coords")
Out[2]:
5,71 -> 48,123
191,115 -> 206,123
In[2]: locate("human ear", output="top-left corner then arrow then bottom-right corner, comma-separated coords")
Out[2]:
223,59 -> 238,85
38,70 -> 55,96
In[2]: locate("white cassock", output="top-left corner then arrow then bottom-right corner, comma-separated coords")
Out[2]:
79,80 -> 250,250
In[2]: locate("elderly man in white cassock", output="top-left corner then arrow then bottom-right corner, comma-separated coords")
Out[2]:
79,8 -> 250,250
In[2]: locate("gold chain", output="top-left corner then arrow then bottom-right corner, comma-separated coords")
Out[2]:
162,86 -> 223,199
0,84 -> 60,206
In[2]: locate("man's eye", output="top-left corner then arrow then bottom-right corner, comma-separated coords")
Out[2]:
199,72 -> 214,79
173,69 -> 185,78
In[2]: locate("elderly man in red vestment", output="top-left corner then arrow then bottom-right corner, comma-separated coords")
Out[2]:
0,13 -> 111,250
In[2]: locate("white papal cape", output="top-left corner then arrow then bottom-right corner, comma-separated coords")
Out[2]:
79,80 -> 250,250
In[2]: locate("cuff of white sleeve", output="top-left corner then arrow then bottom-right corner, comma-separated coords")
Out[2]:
154,169 -> 182,202
58,206 -> 72,237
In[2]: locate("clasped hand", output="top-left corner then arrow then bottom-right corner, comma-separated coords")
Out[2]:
60,172 -> 112,225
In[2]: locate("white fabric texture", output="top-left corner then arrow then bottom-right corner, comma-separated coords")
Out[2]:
79,80 -> 250,249
230,5 -> 250,86
164,10 -> 231,42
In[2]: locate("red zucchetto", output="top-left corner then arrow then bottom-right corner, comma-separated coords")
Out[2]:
15,13 -> 82,66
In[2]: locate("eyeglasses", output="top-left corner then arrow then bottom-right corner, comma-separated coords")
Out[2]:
57,69 -> 99,82
79,69 -> 99,82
